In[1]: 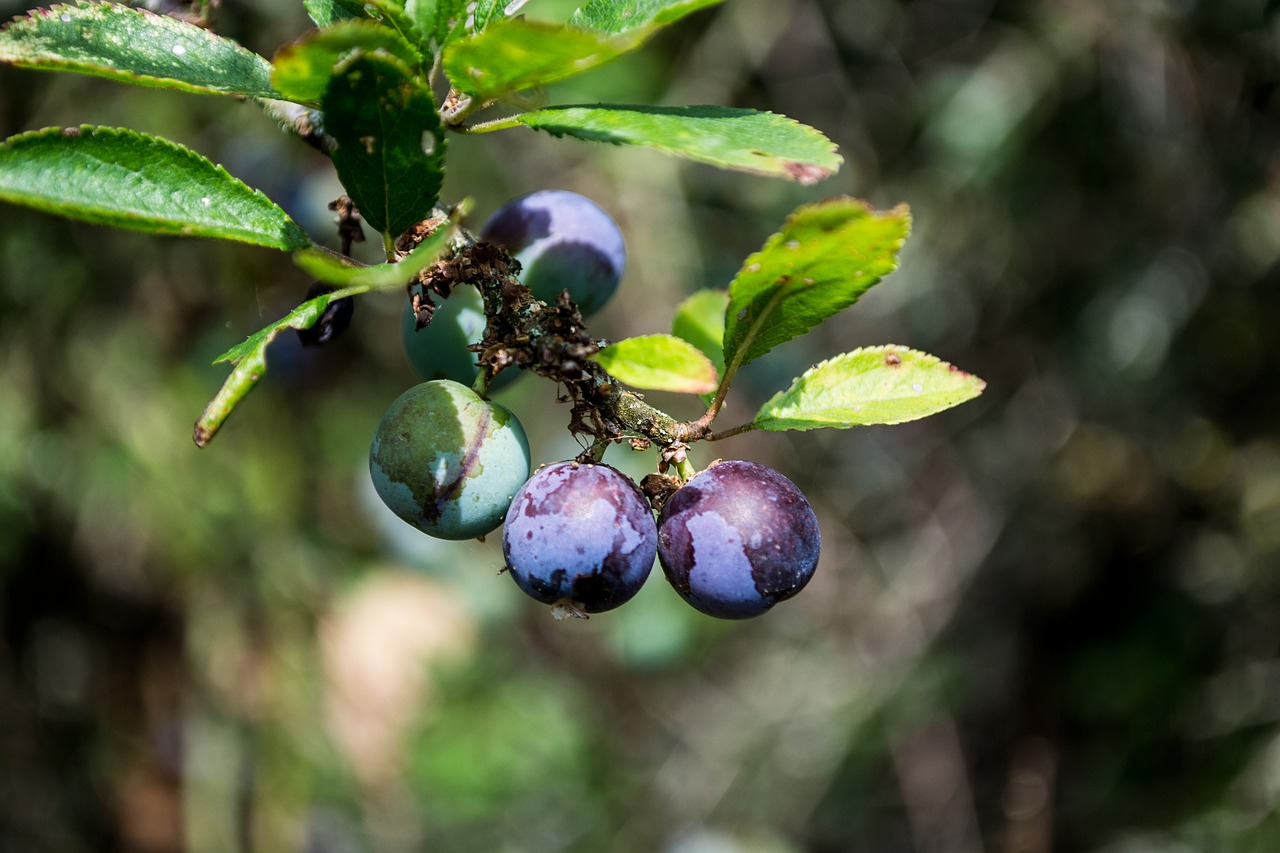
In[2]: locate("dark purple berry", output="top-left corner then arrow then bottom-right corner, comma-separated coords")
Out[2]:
503,461 -> 657,614
480,190 -> 625,316
297,281 -> 354,347
657,461 -> 820,619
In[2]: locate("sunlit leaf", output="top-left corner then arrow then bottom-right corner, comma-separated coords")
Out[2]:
510,105 -> 840,184
722,198 -> 910,372
593,334 -> 718,394
570,0 -> 725,35
755,346 -> 986,431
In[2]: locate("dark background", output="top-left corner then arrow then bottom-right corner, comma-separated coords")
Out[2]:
2,0 -> 1280,850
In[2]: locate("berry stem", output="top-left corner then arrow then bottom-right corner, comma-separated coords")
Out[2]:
705,422 -> 760,441
673,455 -> 697,482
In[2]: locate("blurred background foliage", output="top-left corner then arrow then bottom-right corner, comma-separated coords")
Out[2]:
2,0 -> 1280,850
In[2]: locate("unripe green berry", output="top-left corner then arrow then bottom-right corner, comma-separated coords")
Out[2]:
369,380 -> 530,540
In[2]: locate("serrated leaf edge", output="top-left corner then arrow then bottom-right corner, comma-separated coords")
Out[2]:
721,198 -> 911,373
0,1 -> 278,98
516,105 -> 842,183
755,345 -> 987,430
0,125 -> 311,250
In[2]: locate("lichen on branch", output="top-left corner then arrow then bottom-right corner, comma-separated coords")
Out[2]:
404,229 -> 710,452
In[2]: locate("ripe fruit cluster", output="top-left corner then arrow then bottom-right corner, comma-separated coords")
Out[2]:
371,190 -> 821,620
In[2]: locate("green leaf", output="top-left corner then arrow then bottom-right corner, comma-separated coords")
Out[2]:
570,0 -> 725,34
362,0 -> 423,49
405,0 -> 468,53
194,293 -> 334,448
293,219 -> 455,287
323,51 -> 445,239
509,105 -> 840,183
405,0 -> 513,57
196,216 -> 459,448
0,2 -> 277,98
755,346 -> 986,431
303,0 -> 365,27
471,0 -> 509,31
0,126 -> 310,250
722,198 -> 910,372
671,288 -> 727,375
272,21 -> 422,106
593,334 -> 718,394
442,18 -> 627,101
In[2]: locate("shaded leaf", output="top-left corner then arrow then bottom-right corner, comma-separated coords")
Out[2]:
272,21 -> 422,105
570,0 -> 725,34
323,51 -> 445,238
0,126 -> 310,250
755,346 -> 986,431
671,288 -> 727,375
722,198 -> 910,372
593,334 -> 718,394
0,2 -> 277,98
511,104 -> 840,184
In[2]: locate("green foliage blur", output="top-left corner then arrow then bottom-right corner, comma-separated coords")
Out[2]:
3,0 -> 1280,850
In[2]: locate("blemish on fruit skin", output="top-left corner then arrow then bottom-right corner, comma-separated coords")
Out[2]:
503,462 -> 656,613
657,461 -> 820,619
370,381 -> 529,540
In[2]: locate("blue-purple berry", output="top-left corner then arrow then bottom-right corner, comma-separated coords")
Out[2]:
657,461 -> 821,619
503,461 -> 657,614
369,380 -> 530,540
480,190 -> 625,316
